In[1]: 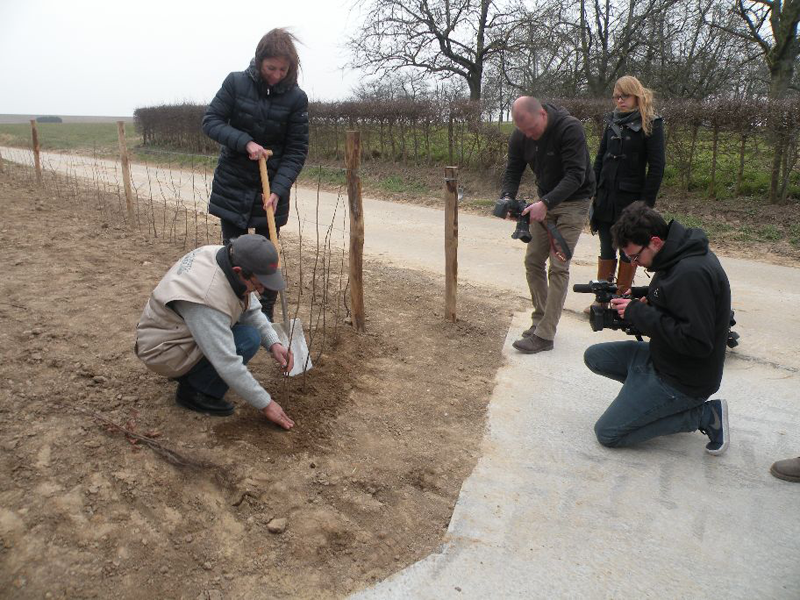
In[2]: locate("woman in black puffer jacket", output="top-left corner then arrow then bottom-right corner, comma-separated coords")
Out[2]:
587,76 -> 665,311
202,28 -> 309,319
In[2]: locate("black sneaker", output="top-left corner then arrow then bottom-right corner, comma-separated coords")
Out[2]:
700,399 -> 729,455
176,383 -> 234,416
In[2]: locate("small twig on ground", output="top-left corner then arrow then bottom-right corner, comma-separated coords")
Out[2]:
69,404 -> 212,469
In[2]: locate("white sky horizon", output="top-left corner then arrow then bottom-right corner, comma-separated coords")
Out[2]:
0,0 -> 369,117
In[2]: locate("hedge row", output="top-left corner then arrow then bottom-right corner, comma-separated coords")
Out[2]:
134,97 -> 800,199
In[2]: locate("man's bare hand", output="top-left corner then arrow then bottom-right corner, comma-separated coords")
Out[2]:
270,343 -> 294,374
522,200 -> 548,222
262,401 -> 295,430
610,297 -> 632,318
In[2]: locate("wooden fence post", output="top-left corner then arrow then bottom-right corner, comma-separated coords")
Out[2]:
346,131 -> 366,332
444,166 -> 458,322
117,121 -> 135,226
30,120 -> 42,184
0,148 -> 4,174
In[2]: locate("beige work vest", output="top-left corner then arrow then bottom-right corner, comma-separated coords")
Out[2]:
134,245 -> 249,377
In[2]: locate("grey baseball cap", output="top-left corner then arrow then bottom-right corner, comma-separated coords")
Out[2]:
230,234 -> 285,291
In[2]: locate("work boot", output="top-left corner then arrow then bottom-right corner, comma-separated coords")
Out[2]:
521,321 -> 541,338
616,260 -> 637,296
770,457 -> 800,483
176,382 -> 234,417
260,290 -> 278,322
584,257 -> 617,314
699,399 -> 729,455
512,334 -> 554,354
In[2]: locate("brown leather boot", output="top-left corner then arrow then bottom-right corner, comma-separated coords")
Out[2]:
584,258 -> 617,314
770,457 -> 800,483
616,260 -> 637,295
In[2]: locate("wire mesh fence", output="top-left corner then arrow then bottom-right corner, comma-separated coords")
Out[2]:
0,145 -> 355,380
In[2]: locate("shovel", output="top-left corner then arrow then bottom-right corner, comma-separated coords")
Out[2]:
258,153 -> 312,376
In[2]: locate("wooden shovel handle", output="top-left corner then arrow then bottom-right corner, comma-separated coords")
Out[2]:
257,152 -> 280,268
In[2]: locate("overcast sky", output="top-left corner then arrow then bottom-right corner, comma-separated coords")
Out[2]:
0,0 -> 366,116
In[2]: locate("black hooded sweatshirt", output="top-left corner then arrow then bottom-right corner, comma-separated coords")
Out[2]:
625,221 -> 731,398
501,103 -> 595,208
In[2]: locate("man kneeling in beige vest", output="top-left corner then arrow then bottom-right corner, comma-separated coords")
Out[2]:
135,234 -> 295,429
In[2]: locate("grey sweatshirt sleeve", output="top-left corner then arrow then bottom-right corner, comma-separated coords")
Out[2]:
172,300 -> 273,410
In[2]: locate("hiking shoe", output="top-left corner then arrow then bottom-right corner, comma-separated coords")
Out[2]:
700,399 -> 729,455
521,326 -> 536,338
512,334 -> 554,354
770,457 -> 800,483
176,383 -> 234,417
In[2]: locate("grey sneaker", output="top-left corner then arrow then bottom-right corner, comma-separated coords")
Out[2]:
700,399 -> 729,455
770,457 -> 800,483
512,334 -> 554,354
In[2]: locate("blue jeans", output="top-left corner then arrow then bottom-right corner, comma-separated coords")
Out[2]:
584,341 -> 709,447
178,324 -> 261,399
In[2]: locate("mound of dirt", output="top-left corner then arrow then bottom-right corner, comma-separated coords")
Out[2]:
0,169 -> 511,598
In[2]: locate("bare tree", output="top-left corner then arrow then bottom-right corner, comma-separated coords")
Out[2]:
572,0 -> 682,95
728,0 -> 800,98
496,1 -> 585,97
709,0 -> 800,202
640,0 -> 755,99
347,0 -> 521,101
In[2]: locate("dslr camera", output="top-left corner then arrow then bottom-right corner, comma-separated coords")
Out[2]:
493,195 -> 532,243
574,280 -> 741,348
573,280 -> 649,337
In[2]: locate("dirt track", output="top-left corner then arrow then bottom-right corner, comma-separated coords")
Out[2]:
0,165 -> 510,598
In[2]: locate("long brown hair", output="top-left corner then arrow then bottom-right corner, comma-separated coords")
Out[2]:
613,75 -> 656,136
255,28 -> 300,86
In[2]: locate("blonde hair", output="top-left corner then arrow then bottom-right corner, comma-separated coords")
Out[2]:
613,76 -> 656,136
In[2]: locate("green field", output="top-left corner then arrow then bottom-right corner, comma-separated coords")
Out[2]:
0,122 -> 141,157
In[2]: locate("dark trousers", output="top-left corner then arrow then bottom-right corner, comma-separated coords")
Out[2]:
597,220 -> 631,263
221,220 -> 279,320
178,325 -> 260,399
584,341 -> 711,447
220,220 -> 276,245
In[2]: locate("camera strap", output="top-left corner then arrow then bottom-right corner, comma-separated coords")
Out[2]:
541,222 -> 572,262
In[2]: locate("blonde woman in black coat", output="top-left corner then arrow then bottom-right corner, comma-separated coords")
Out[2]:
586,76 -> 665,312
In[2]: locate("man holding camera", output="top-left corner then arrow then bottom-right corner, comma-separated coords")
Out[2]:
501,96 -> 595,354
584,202 -> 731,453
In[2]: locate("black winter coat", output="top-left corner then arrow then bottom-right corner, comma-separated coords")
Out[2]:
625,221 -> 731,399
592,112 -> 665,224
501,104 -> 595,209
202,60 -> 309,230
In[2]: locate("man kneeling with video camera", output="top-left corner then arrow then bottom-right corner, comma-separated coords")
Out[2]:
584,202 -> 732,454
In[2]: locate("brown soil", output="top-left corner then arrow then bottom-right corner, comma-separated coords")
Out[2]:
0,166 -> 510,599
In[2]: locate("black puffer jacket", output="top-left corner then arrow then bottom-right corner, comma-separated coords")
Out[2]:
625,221 -> 731,399
592,111 -> 665,223
202,60 -> 309,230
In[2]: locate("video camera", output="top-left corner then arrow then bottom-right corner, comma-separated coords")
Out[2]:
573,280 -> 741,348
573,280 -> 649,337
493,195 -> 532,243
